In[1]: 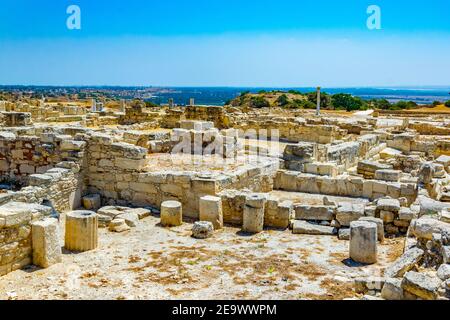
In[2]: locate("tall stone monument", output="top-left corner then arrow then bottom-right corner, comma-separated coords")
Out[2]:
316,87 -> 321,116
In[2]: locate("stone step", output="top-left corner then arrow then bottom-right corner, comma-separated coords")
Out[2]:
292,220 -> 337,236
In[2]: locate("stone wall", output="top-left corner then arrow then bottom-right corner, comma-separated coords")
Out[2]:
218,189 -> 293,228
0,131 -> 86,183
274,170 -> 417,204
86,133 -> 279,217
0,112 -> 32,127
0,202 -> 50,276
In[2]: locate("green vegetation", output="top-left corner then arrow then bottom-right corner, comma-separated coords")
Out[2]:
331,93 -> 365,111
228,89 -> 425,112
276,94 -> 289,107
250,96 -> 270,108
145,101 -> 159,108
445,100 -> 450,108
432,100 -> 441,106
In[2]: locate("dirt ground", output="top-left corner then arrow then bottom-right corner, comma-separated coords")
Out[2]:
0,214 -> 404,300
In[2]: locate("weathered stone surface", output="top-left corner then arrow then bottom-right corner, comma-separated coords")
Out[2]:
82,194 -> 101,211
338,228 -> 350,240
384,247 -> 424,278
359,217 -> 384,242
199,195 -> 223,230
31,218 -> 62,268
116,212 -> 139,227
292,220 -> 336,236
294,205 -> 335,221
440,209 -> 450,223
374,169 -> 401,182
97,214 -> 113,227
437,264 -> 450,281
350,221 -> 377,264
108,219 -> 130,233
401,271 -> 441,300
65,210 -> 98,252
192,221 -> 214,239
409,218 -> 450,240
377,198 -> 400,213
160,201 -> 183,227
443,246 -> 450,264
336,203 -> 364,227
380,210 -> 395,224
242,194 -> 266,233
418,195 -> 450,216
399,207 -> 417,221
381,278 -> 404,300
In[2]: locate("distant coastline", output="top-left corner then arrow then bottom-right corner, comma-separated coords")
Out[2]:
1,85 -> 449,106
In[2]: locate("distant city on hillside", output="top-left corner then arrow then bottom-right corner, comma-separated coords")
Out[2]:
1,85 -> 449,106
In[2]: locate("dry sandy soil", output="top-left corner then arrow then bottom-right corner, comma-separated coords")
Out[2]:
0,214 -> 404,300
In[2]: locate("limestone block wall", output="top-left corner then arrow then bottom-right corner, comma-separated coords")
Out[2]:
183,106 -> 229,129
218,189 -> 292,228
233,118 -> 347,144
274,170 -> 417,204
1,112 -> 32,126
409,122 -> 450,136
119,105 -> 160,125
0,202 -> 50,276
0,131 -> 87,184
86,133 -> 279,217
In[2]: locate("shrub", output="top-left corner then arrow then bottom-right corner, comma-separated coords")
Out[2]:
276,94 -> 289,107
331,93 -> 365,111
445,100 -> 450,108
250,96 -> 270,108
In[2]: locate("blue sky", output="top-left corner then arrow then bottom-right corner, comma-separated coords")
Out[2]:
0,0 -> 449,86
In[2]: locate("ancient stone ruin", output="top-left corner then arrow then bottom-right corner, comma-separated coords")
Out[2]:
0,99 -> 449,300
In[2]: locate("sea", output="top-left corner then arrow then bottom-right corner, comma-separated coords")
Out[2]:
146,86 -> 450,106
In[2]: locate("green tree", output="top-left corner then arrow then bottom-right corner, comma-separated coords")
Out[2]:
276,94 -> 289,107
250,96 -> 270,108
394,101 -> 417,110
372,99 -> 391,110
445,100 -> 450,108
331,93 -> 364,111
307,91 -> 331,108
432,100 -> 441,106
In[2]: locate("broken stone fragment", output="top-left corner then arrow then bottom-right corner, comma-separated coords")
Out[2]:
115,212 -> 139,227
401,271 -> 442,300
443,246 -> 450,264
65,210 -> 98,252
437,264 -> 450,281
440,209 -> 450,223
381,278 -> 404,300
82,194 -> 101,211
160,200 -> 183,227
336,202 -> 364,227
294,205 -> 335,221
97,214 -> 113,228
338,228 -> 350,240
349,221 -> 377,264
192,221 -> 214,239
31,217 -> 62,268
384,247 -> 424,278
199,195 -> 223,230
359,216 -> 384,242
242,194 -> 266,233
130,208 -> 151,220
109,219 -> 130,233
377,198 -> 401,213
292,220 -> 336,236
409,218 -> 450,240
354,276 -> 385,294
